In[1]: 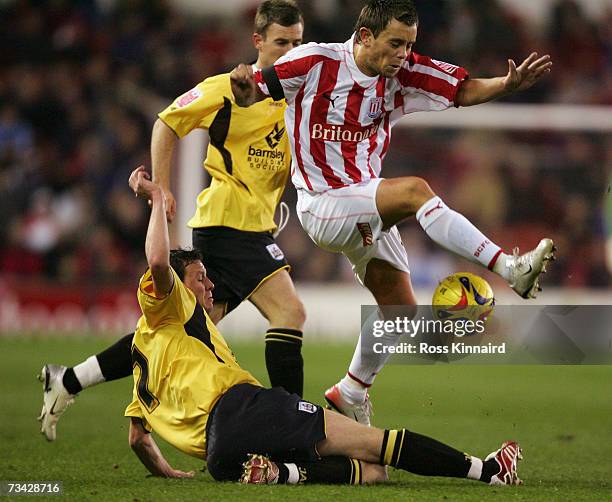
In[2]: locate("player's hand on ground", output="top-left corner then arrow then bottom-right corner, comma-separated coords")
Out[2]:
503,52 -> 552,93
129,165 -> 163,201
166,469 -> 195,479
230,63 -> 258,107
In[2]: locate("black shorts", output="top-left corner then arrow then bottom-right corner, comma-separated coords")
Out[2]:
192,227 -> 290,314
205,383 -> 326,481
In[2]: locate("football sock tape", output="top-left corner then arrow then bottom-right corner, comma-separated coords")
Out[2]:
62,368 -> 82,395
72,355 -> 104,391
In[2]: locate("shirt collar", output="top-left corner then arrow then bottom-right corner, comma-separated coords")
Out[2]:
344,34 -> 379,87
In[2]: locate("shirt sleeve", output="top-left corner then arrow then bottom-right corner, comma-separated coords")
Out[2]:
397,53 -> 469,113
158,74 -> 230,137
137,268 -> 196,329
124,391 -> 152,432
255,42 -> 338,103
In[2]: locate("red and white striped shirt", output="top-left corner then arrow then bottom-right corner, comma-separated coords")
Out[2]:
254,35 -> 468,193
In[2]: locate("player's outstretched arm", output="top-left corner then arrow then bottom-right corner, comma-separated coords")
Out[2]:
128,418 -> 195,478
230,63 -> 266,107
129,165 -> 173,296
455,52 -> 552,107
151,119 -> 178,223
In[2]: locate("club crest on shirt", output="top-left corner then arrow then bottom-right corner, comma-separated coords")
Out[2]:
265,122 -> 285,149
367,97 -> 384,119
266,243 -> 285,260
176,88 -> 202,108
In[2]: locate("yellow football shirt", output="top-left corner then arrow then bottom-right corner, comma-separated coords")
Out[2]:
124,268 -> 260,459
158,72 -> 290,233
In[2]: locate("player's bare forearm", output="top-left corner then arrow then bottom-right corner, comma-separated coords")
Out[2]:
128,165 -> 173,295
129,421 -> 171,476
151,119 -> 177,189
144,185 -> 173,295
129,419 -> 194,478
455,77 -> 507,106
151,118 -> 178,222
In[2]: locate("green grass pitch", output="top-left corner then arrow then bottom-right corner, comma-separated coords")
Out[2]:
1,337 -> 611,501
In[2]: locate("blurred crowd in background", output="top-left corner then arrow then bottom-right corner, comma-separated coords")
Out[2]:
1,0 -> 610,291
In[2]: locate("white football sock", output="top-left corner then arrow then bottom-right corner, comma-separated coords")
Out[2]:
338,371 -> 369,404
467,456 -> 483,480
73,356 -> 105,390
340,314 -> 401,403
491,252 -> 513,281
416,196 -> 504,271
284,463 -> 300,484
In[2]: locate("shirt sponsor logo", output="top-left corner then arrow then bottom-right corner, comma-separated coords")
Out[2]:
176,88 -> 202,108
266,243 -> 285,260
298,401 -> 317,414
248,145 -> 285,162
367,97 -> 384,119
311,121 -> 380,143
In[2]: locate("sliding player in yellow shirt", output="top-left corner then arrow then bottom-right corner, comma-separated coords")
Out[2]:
124,164 -> 523,487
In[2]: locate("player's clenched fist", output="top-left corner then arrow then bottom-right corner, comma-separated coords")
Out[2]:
230,63 -> 262,107
129,165 -> 164,203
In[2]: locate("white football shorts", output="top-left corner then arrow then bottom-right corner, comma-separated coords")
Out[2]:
296,178 -> 410,285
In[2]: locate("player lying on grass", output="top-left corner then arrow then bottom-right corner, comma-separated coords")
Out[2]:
231,0 -> 556,426
38,0 -> 306,442
122,164 -> 522,486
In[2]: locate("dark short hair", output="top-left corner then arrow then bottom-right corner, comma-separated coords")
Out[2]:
169,248 -> 203,281
254,0 -> 303,37
354,0 -> 419,39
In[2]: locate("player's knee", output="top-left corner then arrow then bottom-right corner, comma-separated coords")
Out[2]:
288,297 -> 307,328
271,296 -> 306,329
361,463 -> 389,484
400,177 -> 435,213
405,176 -> 434,201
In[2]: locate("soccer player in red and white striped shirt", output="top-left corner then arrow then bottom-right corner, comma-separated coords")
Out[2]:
232,0 -> 555,425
